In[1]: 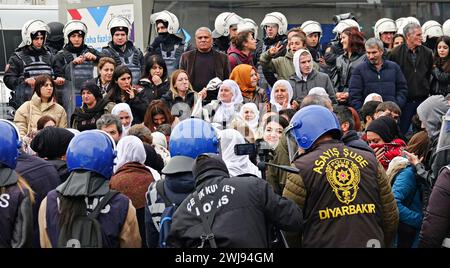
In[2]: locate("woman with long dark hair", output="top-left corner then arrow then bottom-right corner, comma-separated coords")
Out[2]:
139,54 -> 169,98
431,36 -> 450,96
14,74 -> 67,138
143,99 -> 174,132
108,65 -> 148,124
332,27 -> 366,104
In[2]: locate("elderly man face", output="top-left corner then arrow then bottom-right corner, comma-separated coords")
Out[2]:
195,29 -> 213,52
406,27 -> 423,49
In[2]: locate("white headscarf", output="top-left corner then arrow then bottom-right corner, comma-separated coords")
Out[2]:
239,103 -> 260,131
114,135 -> 146,173
112,103 -> 134,136
270,80 -> 293,112
151,131 -> 168,149
220,129 -> 261,178
293,49 -> 313,79
214,80 -> 244,124
151,131 -> 171,165
364,93 -> 383,104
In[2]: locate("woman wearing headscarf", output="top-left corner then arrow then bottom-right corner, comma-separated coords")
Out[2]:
366,116 -> 406,169
239,102 -> 260,133
110,135 -> 155,247
204,79 -> 243,128
30,127 -> 74,183
111,103 -> 133,136
229,64 -> 268,110
220,129 -> 261,178
71,81 -> 115,131
270,80 -> 294,112
151,131 -> 171,166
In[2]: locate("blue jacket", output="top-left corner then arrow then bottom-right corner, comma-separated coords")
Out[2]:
392,166 -> 423,247
349,58 -> 408,111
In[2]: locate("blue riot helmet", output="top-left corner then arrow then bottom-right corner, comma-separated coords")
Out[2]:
169,118 -> 219,158
0,119 -> 22,169
163,118 -> 219,175
66,130 -> 117,179
287,105 -> 341,152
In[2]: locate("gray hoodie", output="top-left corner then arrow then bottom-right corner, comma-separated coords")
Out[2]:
417,95 -> 450,140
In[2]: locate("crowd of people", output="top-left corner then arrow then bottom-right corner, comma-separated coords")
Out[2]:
0,9 -> 450,248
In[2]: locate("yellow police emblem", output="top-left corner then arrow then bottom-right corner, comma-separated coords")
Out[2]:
325,158 -> 361,204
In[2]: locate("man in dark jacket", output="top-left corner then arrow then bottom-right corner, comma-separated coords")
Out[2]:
349,38 -> 408,111
167,153 -> 303,248
283,105 -> 398,248
179,27 -> 230,104
145,118 -> 223,248
388,22 -> 433,134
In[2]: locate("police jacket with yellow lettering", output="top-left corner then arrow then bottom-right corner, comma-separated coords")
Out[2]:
283,140 -> 398,248
167,156 -> 303,248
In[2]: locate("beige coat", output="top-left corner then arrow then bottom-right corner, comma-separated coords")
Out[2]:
14,93 -> 67,137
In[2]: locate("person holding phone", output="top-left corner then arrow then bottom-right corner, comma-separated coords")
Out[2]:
366,116 -> 406,169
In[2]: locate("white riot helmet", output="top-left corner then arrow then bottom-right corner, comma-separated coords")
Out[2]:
333,19 -> 360,34
374,18 -> 397,39
397,16 -> 421,35
19,19 -> 50,48
150,10 -> 180,34
212,12 -> 243,38
107,16 -> 132,38
422,20 -> 443,42
301,20 -> 322,36
63,20 -> 88,45
395,17 -> 405,29
443,19 -> 450,37
261,12 -> 288,35
237,18 -> 258,39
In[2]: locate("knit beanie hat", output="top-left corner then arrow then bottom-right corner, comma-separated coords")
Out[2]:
80,81 -> 103,100
30,127 -> 74,159
366,116 -> 399,143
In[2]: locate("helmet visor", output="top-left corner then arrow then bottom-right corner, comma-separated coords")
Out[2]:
437,114 -> 450,153
285,125 -> 300,163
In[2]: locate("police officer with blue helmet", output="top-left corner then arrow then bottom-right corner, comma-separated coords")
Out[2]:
38,130 -> 141,248
145,118 -> 219,247
0,119 -> 34,248
283,105 -> 399,248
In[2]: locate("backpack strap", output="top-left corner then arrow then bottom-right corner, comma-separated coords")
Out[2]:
89,190 -> 119,219
192,181 -> 224,248
155,179 -> 173,206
